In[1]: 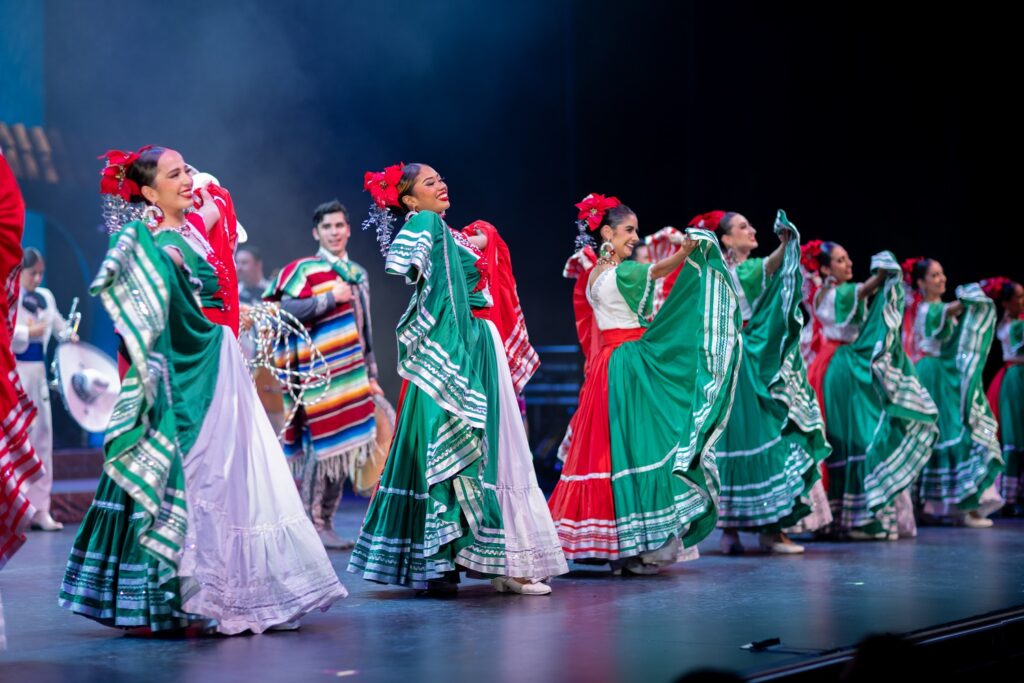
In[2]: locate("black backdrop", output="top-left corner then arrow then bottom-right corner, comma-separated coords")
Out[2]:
28,0 -> 1018,402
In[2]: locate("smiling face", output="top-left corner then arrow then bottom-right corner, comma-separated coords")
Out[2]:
138,149 -> 194,216
599,212 -> 640,262
821,244 -> 853,283
401,165 -> 450,214
313,211 -> 351,258
918,260 -> 947,300
720,213 -> 758,254
1008,283 -> 1024,318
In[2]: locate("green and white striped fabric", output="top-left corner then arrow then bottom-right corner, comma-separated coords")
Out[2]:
59,222 -> 221,629
916,284 -> 1002,513
348,212 -> 509,587
716,210 -> 832,531
823,251 -> 939,532
996,318 -> 1024,503
607,228 -> 742,554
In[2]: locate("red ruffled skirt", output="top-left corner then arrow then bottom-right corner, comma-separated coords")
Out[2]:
548,328 -> 644,560
987,363 -> 1013,427
806,337 -> 845,491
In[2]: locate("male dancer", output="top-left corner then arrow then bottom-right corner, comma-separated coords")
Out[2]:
265,200 -> 380,549
236,244 -> 271,306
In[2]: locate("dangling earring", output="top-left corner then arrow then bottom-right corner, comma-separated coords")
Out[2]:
142,204 -> 163,229
597,240 -> 616,266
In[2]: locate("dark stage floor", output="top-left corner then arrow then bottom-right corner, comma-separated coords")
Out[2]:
2,499 -> 1022,683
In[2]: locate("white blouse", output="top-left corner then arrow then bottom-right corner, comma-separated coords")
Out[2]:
587,268 -> 643,330
814,285 -> 861,344
997,319 -> 1024,363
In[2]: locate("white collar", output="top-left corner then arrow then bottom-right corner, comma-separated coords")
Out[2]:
318,246 -> 348,264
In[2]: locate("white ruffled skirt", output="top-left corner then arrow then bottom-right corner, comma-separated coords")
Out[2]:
483,321 -> 568,579
178,333 -> 347,634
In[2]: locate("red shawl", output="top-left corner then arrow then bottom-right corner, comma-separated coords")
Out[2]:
563,246 -> 601,369
195,183 -> 240,336
461,220 -> 540,393
1,156 -> 43,566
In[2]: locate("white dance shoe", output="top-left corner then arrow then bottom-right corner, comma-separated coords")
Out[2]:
268,620 -> 301,631
491,577 -> 552,595
30,511 -> 64,531
963,512 -> 994,528
612,559 -> 661,576
758,533 -> 804,554
317,528 -> 354,550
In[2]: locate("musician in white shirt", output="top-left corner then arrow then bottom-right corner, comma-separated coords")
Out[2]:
11,248 -> 74,530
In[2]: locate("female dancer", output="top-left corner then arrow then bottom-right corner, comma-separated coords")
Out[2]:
58,146 -> 345,633
547,194 -> 741,574
804,242 -> 938,539
903,258 -> 1002,526
983,277 -> 1024,511
348,162 -> 566,595
696,210 -> 831,555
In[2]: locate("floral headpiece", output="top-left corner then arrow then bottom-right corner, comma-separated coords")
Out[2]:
901,256 -> 928,287
575,193 -> 622,232
97,145 -> 154,234
687,210 -> 726,232
98,146 -> 153,202
363,163 -> 404,209
801,239 -> 825,273
361,162 -> 405,256
574,192 -> 621,251
981,276 -> 1014,303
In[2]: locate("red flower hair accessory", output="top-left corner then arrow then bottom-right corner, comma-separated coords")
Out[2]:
687,210 -> 726,231
901,256 -> 927,286
363,163 -> 405,209
361,162 -> 405,257
575,193 -> 621,232
981,276 -> 1013,302
98,145 -> 152,201
801,239 -> 824,272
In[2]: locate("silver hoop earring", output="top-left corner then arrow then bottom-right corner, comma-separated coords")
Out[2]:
597,240 -> 616,266
142,204 -> 163,229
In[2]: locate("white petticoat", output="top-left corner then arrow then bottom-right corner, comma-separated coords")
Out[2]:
178,333 -> 347,634
484,320 -> 569,579
785,479 -> 835,534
